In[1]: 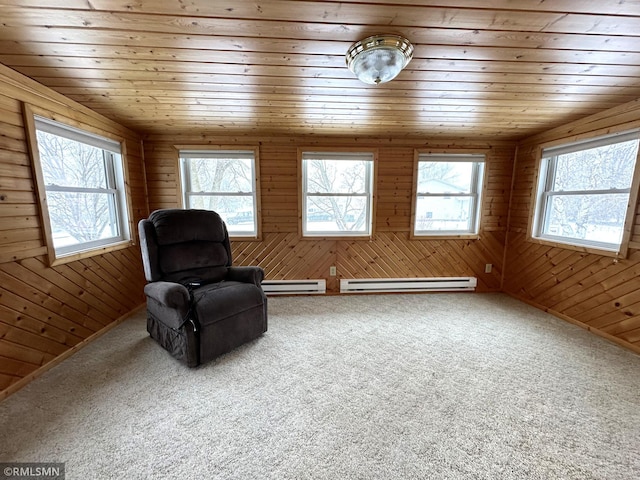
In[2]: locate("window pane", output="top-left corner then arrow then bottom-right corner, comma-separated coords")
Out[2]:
415,196 -> 472,231
33,117 -> 129,259
187,157 -> 253,192
535,132 -> 640,251
543,193 -> 628,245
187,195 -> 255,233
48,191 -> 119,248
417,161 -> 473,193
306,196 -> 368,233
305,159 -> 367,194
181,151 -> 258,236
36,130 -> 108,189
551,139 -> 638,191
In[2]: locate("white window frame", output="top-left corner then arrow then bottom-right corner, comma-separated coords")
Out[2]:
301,151 -> 375,237
179,148 -> 260,238
31,115 -> 130,261
413,153 -> 485,236
533,130 -> 640,253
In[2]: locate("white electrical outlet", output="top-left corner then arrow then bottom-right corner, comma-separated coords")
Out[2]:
485,264 -> 492,273
330,266 -> 337,276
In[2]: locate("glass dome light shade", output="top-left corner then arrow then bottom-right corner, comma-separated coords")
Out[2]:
346,35 -> 413,85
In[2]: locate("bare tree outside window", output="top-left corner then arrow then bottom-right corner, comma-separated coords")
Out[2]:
306,159 -> 368,231
180,151 -> 258,235
417,161 -> 460,189
302,153 -> 374,235
538,135 -> 639,249
36,130 -> 120,248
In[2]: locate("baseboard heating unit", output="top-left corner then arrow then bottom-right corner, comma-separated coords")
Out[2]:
340,277 -> 477,294
261,279 -> 326,295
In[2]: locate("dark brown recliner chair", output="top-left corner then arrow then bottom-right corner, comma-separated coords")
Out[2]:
138,208 -> 267,367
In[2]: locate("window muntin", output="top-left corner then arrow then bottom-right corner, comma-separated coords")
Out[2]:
180,150 -> 258,236
34,116 -> 129,257
534,131 -> 640,251
414,154 -> 485,235
301,152 -> 374,236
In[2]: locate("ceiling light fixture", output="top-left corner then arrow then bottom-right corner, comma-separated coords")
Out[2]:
346,34 -> 414,85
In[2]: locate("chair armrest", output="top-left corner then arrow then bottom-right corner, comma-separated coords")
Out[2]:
144,282 -> 189,309
227,266 -> 264,287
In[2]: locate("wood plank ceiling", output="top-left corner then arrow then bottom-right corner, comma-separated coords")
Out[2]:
1,1 -> 640,140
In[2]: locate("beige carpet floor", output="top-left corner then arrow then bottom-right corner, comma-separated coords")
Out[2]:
1,293 -> 639,479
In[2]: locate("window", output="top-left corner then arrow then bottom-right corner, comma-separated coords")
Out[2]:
533,131 -> 640,252
301,151 -> 375,236
413,153 -> 485,236
179,149 -> 259,237
32,116 -> 130,259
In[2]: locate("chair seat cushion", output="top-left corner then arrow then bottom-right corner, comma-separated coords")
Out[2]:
192,281 -> 265,327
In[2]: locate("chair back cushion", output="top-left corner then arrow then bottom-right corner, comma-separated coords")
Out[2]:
139,209 -> 232,284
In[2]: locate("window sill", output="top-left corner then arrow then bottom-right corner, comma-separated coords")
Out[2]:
230,234 -> 262,242
410,233 -> 480,241
49,239 -> 135,267
301,234 -> 373,241
529,236 -> 625,259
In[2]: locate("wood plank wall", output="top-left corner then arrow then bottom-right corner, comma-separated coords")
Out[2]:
0,64 -> 148,398
143,136 -> 515,294
504,99 -> 640,354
